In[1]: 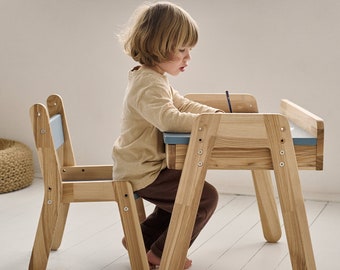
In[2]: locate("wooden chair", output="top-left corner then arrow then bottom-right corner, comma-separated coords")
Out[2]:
28,94 -> 149,270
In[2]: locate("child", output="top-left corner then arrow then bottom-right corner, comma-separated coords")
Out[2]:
113,2 -> 220,269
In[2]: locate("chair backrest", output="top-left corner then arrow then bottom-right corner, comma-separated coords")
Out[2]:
30,94 -> 75,188
185,93 -> 258,113
49,114 -> 64,149
47,94 -> 75,166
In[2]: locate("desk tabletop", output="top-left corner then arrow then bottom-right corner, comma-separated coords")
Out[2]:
164,121 -> 317,146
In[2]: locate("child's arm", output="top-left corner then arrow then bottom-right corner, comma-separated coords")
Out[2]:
172,89 -> 224,114
134,87 -> 222,133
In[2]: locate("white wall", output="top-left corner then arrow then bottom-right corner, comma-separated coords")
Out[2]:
1,0 -> 339,201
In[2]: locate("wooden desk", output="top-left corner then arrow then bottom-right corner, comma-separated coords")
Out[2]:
164,121 -> 320,170
165,98 -> 323,171
159,94 -> 324,270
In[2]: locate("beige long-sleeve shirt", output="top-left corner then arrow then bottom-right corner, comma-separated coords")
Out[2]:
112,66 -> 220,191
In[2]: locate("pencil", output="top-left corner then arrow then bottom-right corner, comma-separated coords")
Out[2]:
225,90 -> 233,113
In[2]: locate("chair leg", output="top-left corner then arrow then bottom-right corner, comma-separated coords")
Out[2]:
29,200 -> 59,270
114,182 -> 149,270
252,170 -> 282,242
51,203 -> 70,250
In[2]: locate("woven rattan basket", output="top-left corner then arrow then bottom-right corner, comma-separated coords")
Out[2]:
0,138 -> 34,193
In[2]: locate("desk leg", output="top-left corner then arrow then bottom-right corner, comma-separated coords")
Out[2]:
160,115 -> 220,270
252,170 -> 281,242
274,166 -> 316,269
159,167 -> 208,270
268,115 -> 316,270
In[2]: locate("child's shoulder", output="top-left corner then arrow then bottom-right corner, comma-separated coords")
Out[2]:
129,66 -> 166,81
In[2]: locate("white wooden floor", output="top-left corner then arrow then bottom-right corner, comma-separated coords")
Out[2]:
1,178 -> 339,270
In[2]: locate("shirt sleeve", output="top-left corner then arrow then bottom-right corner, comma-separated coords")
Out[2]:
172,88 -> 223,114
134,81 -> 221,132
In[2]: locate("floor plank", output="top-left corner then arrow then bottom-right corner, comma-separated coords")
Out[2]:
1,178 -> 339,270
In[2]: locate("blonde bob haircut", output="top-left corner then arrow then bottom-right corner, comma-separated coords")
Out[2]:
120,1 -> 198,66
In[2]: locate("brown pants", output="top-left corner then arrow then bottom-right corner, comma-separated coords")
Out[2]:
136,168 -> 218,258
